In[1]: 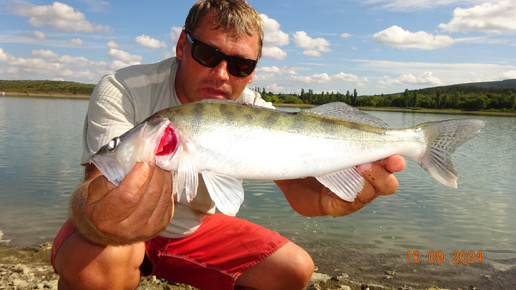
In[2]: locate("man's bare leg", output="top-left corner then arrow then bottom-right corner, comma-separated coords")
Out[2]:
54,231 -> 145,290
236,241 -> 314,290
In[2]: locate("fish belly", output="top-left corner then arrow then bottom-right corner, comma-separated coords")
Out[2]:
192,126 -> 424,180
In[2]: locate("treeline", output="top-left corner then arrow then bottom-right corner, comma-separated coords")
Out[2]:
0,80 -> 95,95
253,85 -> 516,112
2,80 -> 516,112
255,87 -> 359,106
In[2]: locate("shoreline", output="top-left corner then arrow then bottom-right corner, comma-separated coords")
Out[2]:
1,91 -> 90,100
0,242 -> 441,290
3,92 -> 516,117
1,241 -> 514,290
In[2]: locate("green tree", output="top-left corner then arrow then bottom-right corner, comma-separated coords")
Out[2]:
352,89 -> 357,106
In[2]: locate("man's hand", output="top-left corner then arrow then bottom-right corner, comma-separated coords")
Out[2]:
71,162 -> 174,245
321,155 -> 406,217
276,155 -> 406,217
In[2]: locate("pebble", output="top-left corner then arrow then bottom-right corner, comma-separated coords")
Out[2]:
1,262 -> 59,290
311,272 -> 332,283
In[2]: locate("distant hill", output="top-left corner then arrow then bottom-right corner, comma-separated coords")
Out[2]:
453,79 -> 516,90
414,79 -> 516,95
0,80 -> 95,96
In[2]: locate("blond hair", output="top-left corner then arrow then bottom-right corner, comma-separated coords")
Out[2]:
184,0 -> 264,59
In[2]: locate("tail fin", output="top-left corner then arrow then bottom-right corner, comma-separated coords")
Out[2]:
415,119 -> 485,188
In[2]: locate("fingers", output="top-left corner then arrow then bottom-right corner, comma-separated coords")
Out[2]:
380,154 -> 406,173
321,155 -> 406,217
86,162 -> 174,241
320,189 -> 365,217
357,155 -> 405,196
136,165 -> 174,229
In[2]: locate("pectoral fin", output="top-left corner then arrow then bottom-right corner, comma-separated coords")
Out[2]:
177,147 -> 198,202
201,171 -> 244,216
316,167 -> 364,202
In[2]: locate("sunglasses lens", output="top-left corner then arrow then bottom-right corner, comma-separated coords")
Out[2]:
192,42 -> 222,67
228,57 -> 256,77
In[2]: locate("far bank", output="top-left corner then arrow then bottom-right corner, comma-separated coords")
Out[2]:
3,92 -> 515,117
2,91 -> 90,100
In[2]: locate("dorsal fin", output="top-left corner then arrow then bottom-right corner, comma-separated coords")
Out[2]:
302,102 -> 390,129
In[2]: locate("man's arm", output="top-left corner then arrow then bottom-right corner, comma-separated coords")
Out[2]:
69,162 -> 174,245
275,155 -> 406,217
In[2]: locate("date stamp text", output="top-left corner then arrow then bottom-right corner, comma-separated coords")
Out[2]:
405,250 -> 483,264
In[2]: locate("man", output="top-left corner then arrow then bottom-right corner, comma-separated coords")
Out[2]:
51,0 -> 405,289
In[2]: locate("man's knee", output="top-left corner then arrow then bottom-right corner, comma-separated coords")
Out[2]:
54,232 -> 145,289
237,241 -> 314,289
284,243 -> 314,288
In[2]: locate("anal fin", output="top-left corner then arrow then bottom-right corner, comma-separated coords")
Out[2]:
316,167 -> 364,202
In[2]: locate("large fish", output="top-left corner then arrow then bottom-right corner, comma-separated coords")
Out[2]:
92,100 -> 485,216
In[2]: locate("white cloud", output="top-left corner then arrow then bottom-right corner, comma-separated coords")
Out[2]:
0,48 -> 12,62
258,66 -> 282,74
169,26 -> 183,43
261,14 -> 289,46
293,31 -> 331,57
373,25 -> 454,50
260,14 -> 289,60
110,60 -> 134,70
363,0 -> 489,12
0,47 -> 113,82
352,59 -> 516,91
57,55 -> 104,68
9,57 -> 62,73
107,40 -> 119,49
254,64 -> 368,93
439,0 -> 516,34
500,70 -> 516,79
163,49 -> 176,60
291,72 -> 367,85
68,38 -> 85,47
106,48 -> 142,63
264,83 -> 286,93
0,67 -> 20,75
13,2 -> 112,33
23,30 -> 46,40
262,46 -> 287,60
255,66 -> 301,80
135,35 -> 168,49
31,49 -> 59,59
377,72 -> 442,88
341,33 -> 352,38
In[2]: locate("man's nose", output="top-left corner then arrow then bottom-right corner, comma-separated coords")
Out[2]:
210,60 -> 230,81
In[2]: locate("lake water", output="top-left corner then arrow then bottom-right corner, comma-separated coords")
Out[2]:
1,96 -> 515,285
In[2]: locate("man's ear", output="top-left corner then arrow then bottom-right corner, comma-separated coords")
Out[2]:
176,31 -> 187,61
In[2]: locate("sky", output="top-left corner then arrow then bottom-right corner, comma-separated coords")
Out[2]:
0,0 -> 515,96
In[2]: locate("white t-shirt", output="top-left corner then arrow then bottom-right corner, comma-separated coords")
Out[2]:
82,57 -> 273,238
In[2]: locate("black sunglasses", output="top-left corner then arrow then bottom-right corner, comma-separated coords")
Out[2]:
186,33 -> 257,78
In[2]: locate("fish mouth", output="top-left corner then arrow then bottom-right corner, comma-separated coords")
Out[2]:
91,154 -> 125,186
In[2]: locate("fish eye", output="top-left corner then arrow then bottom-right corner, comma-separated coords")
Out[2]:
107,137 -> 120,151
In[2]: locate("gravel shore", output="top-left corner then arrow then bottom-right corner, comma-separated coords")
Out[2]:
1,242 -> 514,290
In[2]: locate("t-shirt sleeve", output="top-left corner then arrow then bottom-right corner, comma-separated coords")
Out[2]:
81,74 -> 137,164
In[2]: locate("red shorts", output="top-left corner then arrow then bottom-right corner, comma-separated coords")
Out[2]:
51,214 -> 288,289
